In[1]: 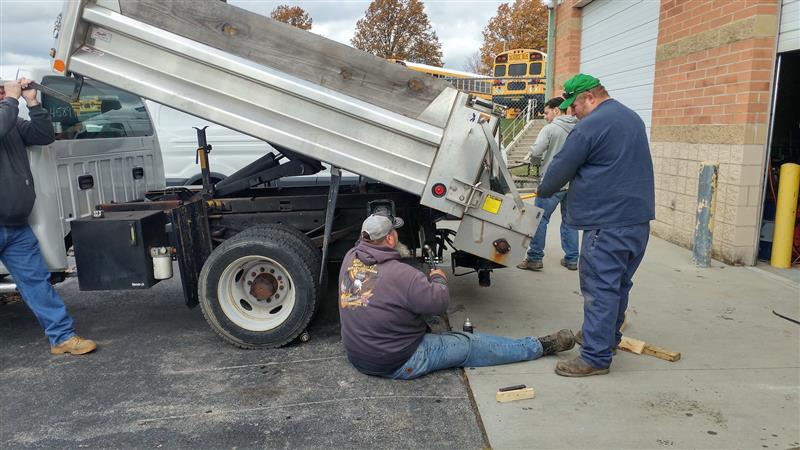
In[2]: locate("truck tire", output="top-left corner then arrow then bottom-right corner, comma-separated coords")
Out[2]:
198,228 -> 318,348
235,224 -> 322,309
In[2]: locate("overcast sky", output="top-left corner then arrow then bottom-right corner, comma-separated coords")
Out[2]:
0,0 -> 506,74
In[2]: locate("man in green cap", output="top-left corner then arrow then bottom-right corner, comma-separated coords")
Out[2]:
536,73 -> 655,377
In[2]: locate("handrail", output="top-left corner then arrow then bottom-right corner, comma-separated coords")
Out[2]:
501,99 -> 536,148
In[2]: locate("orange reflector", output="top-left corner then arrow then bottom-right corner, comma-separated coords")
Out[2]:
53,59 -> 65,72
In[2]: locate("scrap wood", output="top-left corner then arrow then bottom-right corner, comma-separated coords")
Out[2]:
495,387 -> 535,403
618,336 -> 646,354
642,344 -> 681,362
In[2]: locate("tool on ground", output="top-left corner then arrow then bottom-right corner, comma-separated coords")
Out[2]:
773,310 -> 800,326
1,79 -> 81,103
422,244 -> 437,269
496,386 -> 535,403
499,384 -> 526,392
462,317 -> 474,333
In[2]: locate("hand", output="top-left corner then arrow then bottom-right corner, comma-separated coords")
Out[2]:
19,78 -> 38,106
3,80 -> 22,100
429,268 -> 446,280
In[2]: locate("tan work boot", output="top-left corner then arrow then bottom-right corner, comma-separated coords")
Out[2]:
516,259 -> 543,271
554,356 -> 609,377
51,336 -> 97,355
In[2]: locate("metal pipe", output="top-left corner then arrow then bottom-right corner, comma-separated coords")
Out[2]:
545,4 -> 557,100
692,163 -> 718,267
770,163 -> 800,268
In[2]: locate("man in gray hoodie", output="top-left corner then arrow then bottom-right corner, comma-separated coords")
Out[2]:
1,79 -> 96,355
517,97 -> 579,272
339,214 -> 575,379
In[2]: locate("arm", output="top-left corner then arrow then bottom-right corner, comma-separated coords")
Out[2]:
15,81 -> 55,146
528,127 -> 550,160
405,270 -> 449,316
16,106 -> 55,146
536,129 -> 591,197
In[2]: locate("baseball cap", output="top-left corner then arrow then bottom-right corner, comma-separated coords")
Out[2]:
360,213 -> 404,241
559,73 -> 601,110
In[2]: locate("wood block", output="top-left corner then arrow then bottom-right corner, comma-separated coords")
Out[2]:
495,387 -> 535,403
642,344 -> 681,362
618,336 -> 646,354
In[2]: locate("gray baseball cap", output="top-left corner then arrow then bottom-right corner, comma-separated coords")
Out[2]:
360,213 -> 404,241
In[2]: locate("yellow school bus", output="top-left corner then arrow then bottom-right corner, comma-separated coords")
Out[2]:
389,59 -> 493,101
491,49 -> 547,117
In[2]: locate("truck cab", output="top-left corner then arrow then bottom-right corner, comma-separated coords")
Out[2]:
0,67 -> 163,279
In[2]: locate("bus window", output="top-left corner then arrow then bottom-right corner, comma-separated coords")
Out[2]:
494,65 -> 507,77
509,64 -> 527,77
529,62 -> 543,76
42,77 -> 154,140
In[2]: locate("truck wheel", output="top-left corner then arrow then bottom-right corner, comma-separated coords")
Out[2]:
236,224 -> 322,309
198,228 -> 318,348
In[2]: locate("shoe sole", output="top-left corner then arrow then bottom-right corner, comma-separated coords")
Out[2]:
51,345 -> 97,355
554,367 -> 610,377
517,264 -> 543,271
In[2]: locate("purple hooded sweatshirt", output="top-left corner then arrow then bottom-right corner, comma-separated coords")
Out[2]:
338,240 -> 449,376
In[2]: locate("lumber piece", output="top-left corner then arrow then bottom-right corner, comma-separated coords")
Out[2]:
495,387 -> 535,403
618,336 -> 646,354
642,344 -> 681,362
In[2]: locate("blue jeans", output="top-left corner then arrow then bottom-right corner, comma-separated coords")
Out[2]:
390,331 -> 543,380
579,224 -> 649,369
0,225 -> 75,345
526,191 -> 579,263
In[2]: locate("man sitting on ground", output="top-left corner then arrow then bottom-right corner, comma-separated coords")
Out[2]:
338,213 -> 575,379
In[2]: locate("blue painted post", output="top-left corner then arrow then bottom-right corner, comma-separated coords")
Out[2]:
692,163 -> 718,267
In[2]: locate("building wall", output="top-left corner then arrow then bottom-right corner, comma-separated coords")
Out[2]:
650,0 -> 779,265
551,0 -> 780,265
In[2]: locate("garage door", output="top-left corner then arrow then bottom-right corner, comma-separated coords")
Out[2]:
580,0 -> 660,135
778,0 -> 800,53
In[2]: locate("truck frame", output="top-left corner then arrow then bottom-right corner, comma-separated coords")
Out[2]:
51,0 -> 543,348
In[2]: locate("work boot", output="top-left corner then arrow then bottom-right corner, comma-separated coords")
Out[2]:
51,336 -> 97,355
574,330 -> 617,355
537,329 -> 575,356
517,259 -> 543,271
560,258 -> 578,271
555,356 -> 609,377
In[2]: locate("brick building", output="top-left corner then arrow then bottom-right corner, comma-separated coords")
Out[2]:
548,0 -> 799,265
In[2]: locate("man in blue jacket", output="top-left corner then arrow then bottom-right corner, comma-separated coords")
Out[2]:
339,214 -> 575,379
536,74 -> 654,377
1,79 -> 96,355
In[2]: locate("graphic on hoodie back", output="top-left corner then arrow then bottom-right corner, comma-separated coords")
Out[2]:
339,258 -> 381,308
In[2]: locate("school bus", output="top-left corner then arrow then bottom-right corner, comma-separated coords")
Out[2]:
389,59 -> 493,101
491,49 -> 547,117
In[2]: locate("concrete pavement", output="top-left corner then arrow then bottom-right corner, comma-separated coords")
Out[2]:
444,213 -> 800,449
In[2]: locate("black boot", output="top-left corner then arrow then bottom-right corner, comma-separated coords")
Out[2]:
538,329 -> 576,356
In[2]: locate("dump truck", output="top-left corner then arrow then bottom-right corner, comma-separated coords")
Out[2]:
49,0 -> 543,348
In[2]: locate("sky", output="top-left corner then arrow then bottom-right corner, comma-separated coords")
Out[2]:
0,0 -> 507,74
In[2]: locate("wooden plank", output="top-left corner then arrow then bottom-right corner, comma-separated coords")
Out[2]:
618,336 -> 646,354
642,344 -> 681,362
495,387 -> 535,403
118,0 -> 450,123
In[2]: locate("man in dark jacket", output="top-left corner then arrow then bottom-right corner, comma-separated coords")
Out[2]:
1,79 -> 96,355
339,213 -> 575,379
537,74 -> 655,377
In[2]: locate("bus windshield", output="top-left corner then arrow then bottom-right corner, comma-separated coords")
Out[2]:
508,64 -> 527,77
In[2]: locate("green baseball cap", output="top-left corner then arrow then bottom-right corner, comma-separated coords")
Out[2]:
559,73 -> 601,110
